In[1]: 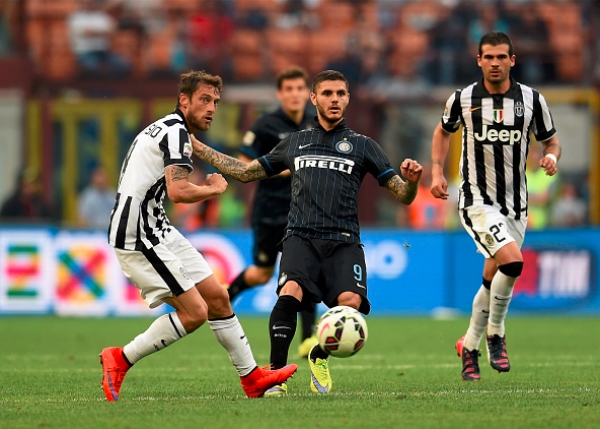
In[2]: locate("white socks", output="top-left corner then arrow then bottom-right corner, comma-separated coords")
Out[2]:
123,312 -> 187,364
209,315 -> 257,377
463,285 -> 490,351
488,270 -> 517,337
121,312 -> 257,377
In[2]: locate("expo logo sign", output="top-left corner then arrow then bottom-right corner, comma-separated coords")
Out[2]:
363,240 -> 408,280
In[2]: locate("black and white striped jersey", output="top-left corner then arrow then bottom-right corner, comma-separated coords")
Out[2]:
108,109 -> 193,250
257,118 -> 397,243
441,78 -> 556,219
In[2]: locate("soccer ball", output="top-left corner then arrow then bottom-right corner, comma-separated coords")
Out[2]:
316,306 -> 368,358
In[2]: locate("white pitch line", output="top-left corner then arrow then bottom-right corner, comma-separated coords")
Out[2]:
333,361 -> 599,370
1,387 -> 598,405
0,360 -> 597,375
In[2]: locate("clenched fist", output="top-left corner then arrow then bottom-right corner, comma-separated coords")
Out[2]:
400,159 -> 423,184
205,173 -> 228,195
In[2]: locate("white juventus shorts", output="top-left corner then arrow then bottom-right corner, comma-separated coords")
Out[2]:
114,229 -> 213,308
459,205 -> 527,258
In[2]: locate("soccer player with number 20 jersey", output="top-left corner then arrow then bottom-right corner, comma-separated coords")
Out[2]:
430,32 -> 562,381
192,70 -> 423,396
100,70 -> 297,401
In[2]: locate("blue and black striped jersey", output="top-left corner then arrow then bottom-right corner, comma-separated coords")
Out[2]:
257,118 -> 397,243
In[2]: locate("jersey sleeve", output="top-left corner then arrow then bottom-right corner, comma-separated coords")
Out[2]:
239,118 -> 267,159
256,136 -> 289,177
160,125 -> 193,171
440,90 -> 462,133
364,138 -> 398,186
531,91 -> 557,142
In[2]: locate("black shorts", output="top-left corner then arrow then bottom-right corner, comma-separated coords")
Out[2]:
252,222 -> 286,267
277,235 -> 371,315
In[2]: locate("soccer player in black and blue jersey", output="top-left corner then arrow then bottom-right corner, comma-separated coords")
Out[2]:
227,67 -> 319,359
192,70 -> 423,396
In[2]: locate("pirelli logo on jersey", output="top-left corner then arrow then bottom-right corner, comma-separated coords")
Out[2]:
294,155 -> 355,174
474,124 -> 522,145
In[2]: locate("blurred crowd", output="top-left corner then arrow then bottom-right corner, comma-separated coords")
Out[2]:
0,155 -> 589,230
0,0 -> 595,230
0,0 -> 594,85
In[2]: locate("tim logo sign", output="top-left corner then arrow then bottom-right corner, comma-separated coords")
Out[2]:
514,248 -> 595,310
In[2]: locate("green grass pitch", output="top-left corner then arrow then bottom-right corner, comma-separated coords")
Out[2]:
1,316 -> 598,429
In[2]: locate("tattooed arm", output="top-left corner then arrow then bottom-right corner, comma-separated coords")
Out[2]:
191,135 -> 268,183
239,154 -> 291,178
165,165 -> 228,204
383,159 -> 423,205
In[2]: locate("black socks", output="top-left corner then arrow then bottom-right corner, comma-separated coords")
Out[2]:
269,295 -> 301,369
309,342 -> 329,362
300,304 -> 316,340
228,270 -> 250,300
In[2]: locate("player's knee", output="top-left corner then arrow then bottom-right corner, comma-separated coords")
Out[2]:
336,292 -> 362,310
207,287 -> 232,318
181,304 -> 208,332
280,280 -> 303,301
498,261 -> 523,278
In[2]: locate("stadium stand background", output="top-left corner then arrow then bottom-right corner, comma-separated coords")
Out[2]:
0,0 -> 598,228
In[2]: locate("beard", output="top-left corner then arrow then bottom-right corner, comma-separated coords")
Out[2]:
186,113 -> 210,132
316,103 -> 345,124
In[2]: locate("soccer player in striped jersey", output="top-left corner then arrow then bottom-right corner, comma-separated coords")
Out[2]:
430,32 -> 562,380
191,70 -> 423,395
100,70 -> 297,401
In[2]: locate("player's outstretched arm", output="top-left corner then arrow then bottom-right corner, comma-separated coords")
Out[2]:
165,165 -> 228,204
384,159 -> 423,205
431,123 -> 451,200
191,135 -> 268,183
239,153 -> 291,178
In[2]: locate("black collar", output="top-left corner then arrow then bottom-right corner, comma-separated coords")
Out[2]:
274,107 -> 306,128
474,77 -> 519,98
315,116 -> 347,132
174,108 -> 192,133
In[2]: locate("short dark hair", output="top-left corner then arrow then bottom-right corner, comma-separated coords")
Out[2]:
312,70 -> 349,93
276,66 -> 309,89
177,70 -> 223,107
479,31 -> 514,57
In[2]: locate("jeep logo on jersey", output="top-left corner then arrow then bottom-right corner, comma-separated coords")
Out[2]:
294,155 -> 355,174
474,124 -> 522,145
493,109 -> 504,123
335,140 -> 353,154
